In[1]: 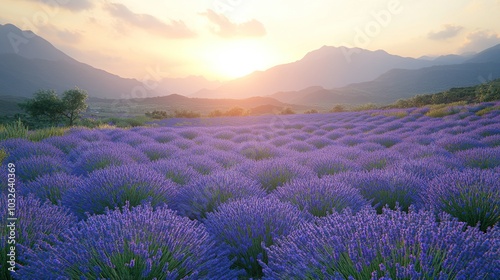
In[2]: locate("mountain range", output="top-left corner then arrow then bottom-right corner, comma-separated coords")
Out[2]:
1,23 -> 500,107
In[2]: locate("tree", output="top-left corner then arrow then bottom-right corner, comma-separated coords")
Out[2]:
61,88 -> 88,126
19,88 -> 88,127
19,89 -> 64,126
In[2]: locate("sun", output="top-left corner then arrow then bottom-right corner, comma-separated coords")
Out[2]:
207,40 -> 271,79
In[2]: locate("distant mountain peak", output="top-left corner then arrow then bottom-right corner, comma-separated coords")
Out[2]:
0,23 -> 72,62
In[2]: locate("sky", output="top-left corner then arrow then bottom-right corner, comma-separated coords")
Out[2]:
2,0 -> 500,81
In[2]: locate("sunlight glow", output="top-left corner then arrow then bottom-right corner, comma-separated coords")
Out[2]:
207,40 -> 272,79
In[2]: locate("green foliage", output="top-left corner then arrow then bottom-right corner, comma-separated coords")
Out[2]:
173,109 -> 201,118
425,102 -> 465,118
19,89 -> 64,126
351,103 -> 379,111
61,88 -> 88,126
145,110 -> 169,119
208,109 -> 224,117
304,109 -> 319,114
476,105 -> 500,116
0,149 -> 7,165
208,107 -> 247,117
19,88 -> 88,127
0,119 -> 28,140
390,78 -> 500,108
330,105 -> 347,112
225,107 -> 246,117
28,127 -> 69,142
106,116 -> 152,128
279,107 -> 295,115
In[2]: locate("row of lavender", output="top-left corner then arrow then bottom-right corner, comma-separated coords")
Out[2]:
1,103 -> 500,279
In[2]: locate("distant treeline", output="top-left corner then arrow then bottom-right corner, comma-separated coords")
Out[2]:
145,106 -> 317,120
387,78 -> 500,109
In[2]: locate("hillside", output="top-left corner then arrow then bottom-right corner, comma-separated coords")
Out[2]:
87,94 -> 309,117
388,78 -> 500,108
192,46 -> 450,98
0,24 -> 159,99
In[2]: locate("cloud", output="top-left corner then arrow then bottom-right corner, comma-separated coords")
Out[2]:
104,2 -> 196,38
38,24 -> 83,44
200,9 -> 266,38
428,24 -> 463,40
21,0 -> 94,12
460,30 -> 500,53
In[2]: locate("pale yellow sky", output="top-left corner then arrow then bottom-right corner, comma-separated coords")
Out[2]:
2,0 -> 500,81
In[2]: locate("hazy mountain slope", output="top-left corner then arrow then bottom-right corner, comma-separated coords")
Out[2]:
0,23 -> 73,62
275,62 -> 500,106
194,46 -> 457,98
0,24 -> 160,98
0,53 -> 155,98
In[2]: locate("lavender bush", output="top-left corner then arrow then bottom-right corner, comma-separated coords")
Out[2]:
63,165 -> 177,219
426,168 -> 500,231
21,172 -> 83,204
264,207 -> 500,279
338,170 -> 426,213
271,177 -> 369,216
204,197 -> 311,278
16,155 -> 69,182
18,204 -> 241,279
173,171 -> 266,220
149,159 -> 199,185
0,195 -> 77,278
241,158 -> 315,193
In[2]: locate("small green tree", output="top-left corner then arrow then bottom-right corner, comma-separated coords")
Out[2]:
61,88 -> 88,126
19,89 -> 64,125
19,88 -> 88,127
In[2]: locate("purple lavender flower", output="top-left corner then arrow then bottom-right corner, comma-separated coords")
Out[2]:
136,142 -> 180,161
41,135 -> 84,154
114,133 -> 155,147
178,129 -> 200,140
426,168 -> 500,231
455,147 -> 500,169
357,150 -> 402,171
170,138 -> 195,150
204,197 -> 311,278
72,144 -> 148,175
482,134 -> 500,147
264,207 -> 500,279
239,142 -> 281,160
67,127 -> 110,142
149,159 -> 199,185
5,141 -> 64,162
270,136 -> 294,147
21,172 -> 83,204
436,135 -> 485,152
241,158 -> 315,193
151,131 -> 179,143
338,169 -> 426,213
18,204 -> 241,279
16,155 -> 69,182
271,176 -> 369,216
214,130 -> 237,140
63,164 -> 178,219
285,141 -> 317,152
307,154 -> 360,178
206,150 -> 245,169
367,134 -> 402,148
173,171 -> 266,220
180,155 -> 222,175
305,136 -> 334,149
0,195 -> 77,277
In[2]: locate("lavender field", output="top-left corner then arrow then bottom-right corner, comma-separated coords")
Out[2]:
1,103 -> 500,279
